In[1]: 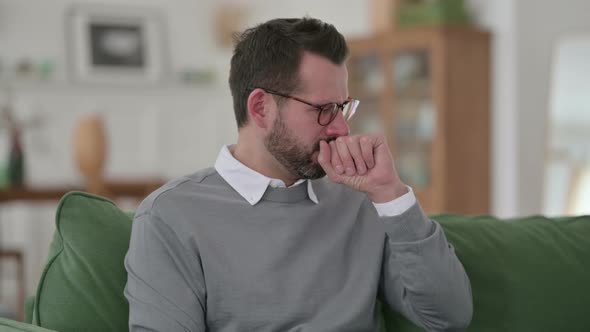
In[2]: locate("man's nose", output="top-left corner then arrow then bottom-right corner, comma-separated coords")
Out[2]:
324,111 -> 350,137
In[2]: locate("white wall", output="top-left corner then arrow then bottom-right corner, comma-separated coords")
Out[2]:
467,0 -> 519,217
0,0 -> 375,309
0,0 -> 236,304
2,0 -> 588,311
0,0 -> 221,81
515,0 -> 590,215
0,0 -> 236,185
463,0 -> 590,217
0,0 -> 517,306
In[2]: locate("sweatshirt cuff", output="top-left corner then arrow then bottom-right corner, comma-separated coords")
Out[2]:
372,186 -> 416,217
381,202 -> 434,243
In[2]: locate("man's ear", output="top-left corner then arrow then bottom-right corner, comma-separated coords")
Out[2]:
247,89 -> 273,129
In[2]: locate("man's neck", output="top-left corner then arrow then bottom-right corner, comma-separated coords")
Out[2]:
232,141 -> 298,187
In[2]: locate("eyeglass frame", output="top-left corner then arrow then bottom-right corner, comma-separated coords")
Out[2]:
251,87 -> 359,126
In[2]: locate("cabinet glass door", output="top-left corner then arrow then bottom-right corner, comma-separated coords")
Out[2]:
391,50 -> 435,189
349,54 -> 384,135
349,98 -> 382,135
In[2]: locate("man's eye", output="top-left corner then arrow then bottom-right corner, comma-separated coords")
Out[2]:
321,104 -> 335,112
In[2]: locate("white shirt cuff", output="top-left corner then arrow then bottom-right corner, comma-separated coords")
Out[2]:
372,186 -> 416,217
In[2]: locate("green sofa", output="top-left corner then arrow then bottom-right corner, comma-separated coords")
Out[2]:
0,191 -> 589,332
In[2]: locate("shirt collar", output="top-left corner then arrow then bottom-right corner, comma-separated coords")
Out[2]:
214,145 -> 319,205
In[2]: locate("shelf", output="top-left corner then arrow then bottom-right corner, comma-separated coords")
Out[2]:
347,26 -> 490,214
394,78 -> 432,99
0,80 -> 226,96
0,179 -> 164,203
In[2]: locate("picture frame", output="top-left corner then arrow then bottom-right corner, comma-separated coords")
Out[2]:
66,4 -> 168,85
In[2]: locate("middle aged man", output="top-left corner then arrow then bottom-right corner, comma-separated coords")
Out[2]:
125,17 -> 473,332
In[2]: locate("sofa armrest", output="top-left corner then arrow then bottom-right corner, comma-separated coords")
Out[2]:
0,318 -> 57,332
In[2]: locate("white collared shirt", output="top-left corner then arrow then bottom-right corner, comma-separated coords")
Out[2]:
214,145 -> 416,217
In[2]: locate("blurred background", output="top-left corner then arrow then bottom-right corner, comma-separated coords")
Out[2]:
0,0 -> 589,320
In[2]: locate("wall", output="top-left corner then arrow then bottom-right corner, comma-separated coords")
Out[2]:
467,0 -> 519,217
0,0 -> 518,305
515,0 -> 590,215
0,0 -> 376,309
0,0 -> 235,185
2,0 -> 587,311
0,0 -> 236,303
456,0 -> 590,217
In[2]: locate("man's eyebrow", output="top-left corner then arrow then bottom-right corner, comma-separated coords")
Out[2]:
320,98 -> 349,105
303,95 -> 348,105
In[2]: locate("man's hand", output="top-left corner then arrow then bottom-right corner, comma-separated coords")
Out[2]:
317,134 -> 408,203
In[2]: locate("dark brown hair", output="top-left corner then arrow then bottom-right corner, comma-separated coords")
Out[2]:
229,17 -> 349,128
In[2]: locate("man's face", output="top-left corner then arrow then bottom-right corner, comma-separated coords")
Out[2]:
264,52 -> 350,180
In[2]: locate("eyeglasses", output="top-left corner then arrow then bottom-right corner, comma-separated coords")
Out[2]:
255,87 -> 359,126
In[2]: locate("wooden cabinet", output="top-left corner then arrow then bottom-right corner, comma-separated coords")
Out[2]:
347,26 -> 490,215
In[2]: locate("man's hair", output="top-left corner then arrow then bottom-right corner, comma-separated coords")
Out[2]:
229,17 -> 349,128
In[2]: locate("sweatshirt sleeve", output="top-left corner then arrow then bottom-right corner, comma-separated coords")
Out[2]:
378,202 -> 473,331
124,212 -> 207,332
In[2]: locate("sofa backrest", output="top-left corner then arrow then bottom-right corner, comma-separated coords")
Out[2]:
383,214 -> 590,331
31,192 -> 590,332
32,192 -> 132,332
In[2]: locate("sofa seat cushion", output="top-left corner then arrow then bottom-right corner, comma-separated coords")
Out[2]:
33,192 -> 132,332
383,214 -> 590,331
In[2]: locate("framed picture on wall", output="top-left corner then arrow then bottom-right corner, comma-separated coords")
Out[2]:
66,4 -> 168,85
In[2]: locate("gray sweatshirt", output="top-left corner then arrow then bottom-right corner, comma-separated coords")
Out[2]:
125,169 -> 472,331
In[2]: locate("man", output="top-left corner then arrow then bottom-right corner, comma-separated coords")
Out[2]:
125,17 -> 472,332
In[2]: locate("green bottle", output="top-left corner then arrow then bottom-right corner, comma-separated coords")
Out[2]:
7,128 -> 24,187
0,163 -> 7,190
0,131 -> 7,190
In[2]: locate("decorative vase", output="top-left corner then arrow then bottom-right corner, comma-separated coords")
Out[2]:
72,113 -> 107,195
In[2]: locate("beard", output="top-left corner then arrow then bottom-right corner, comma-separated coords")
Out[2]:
264,114 -> 328,180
